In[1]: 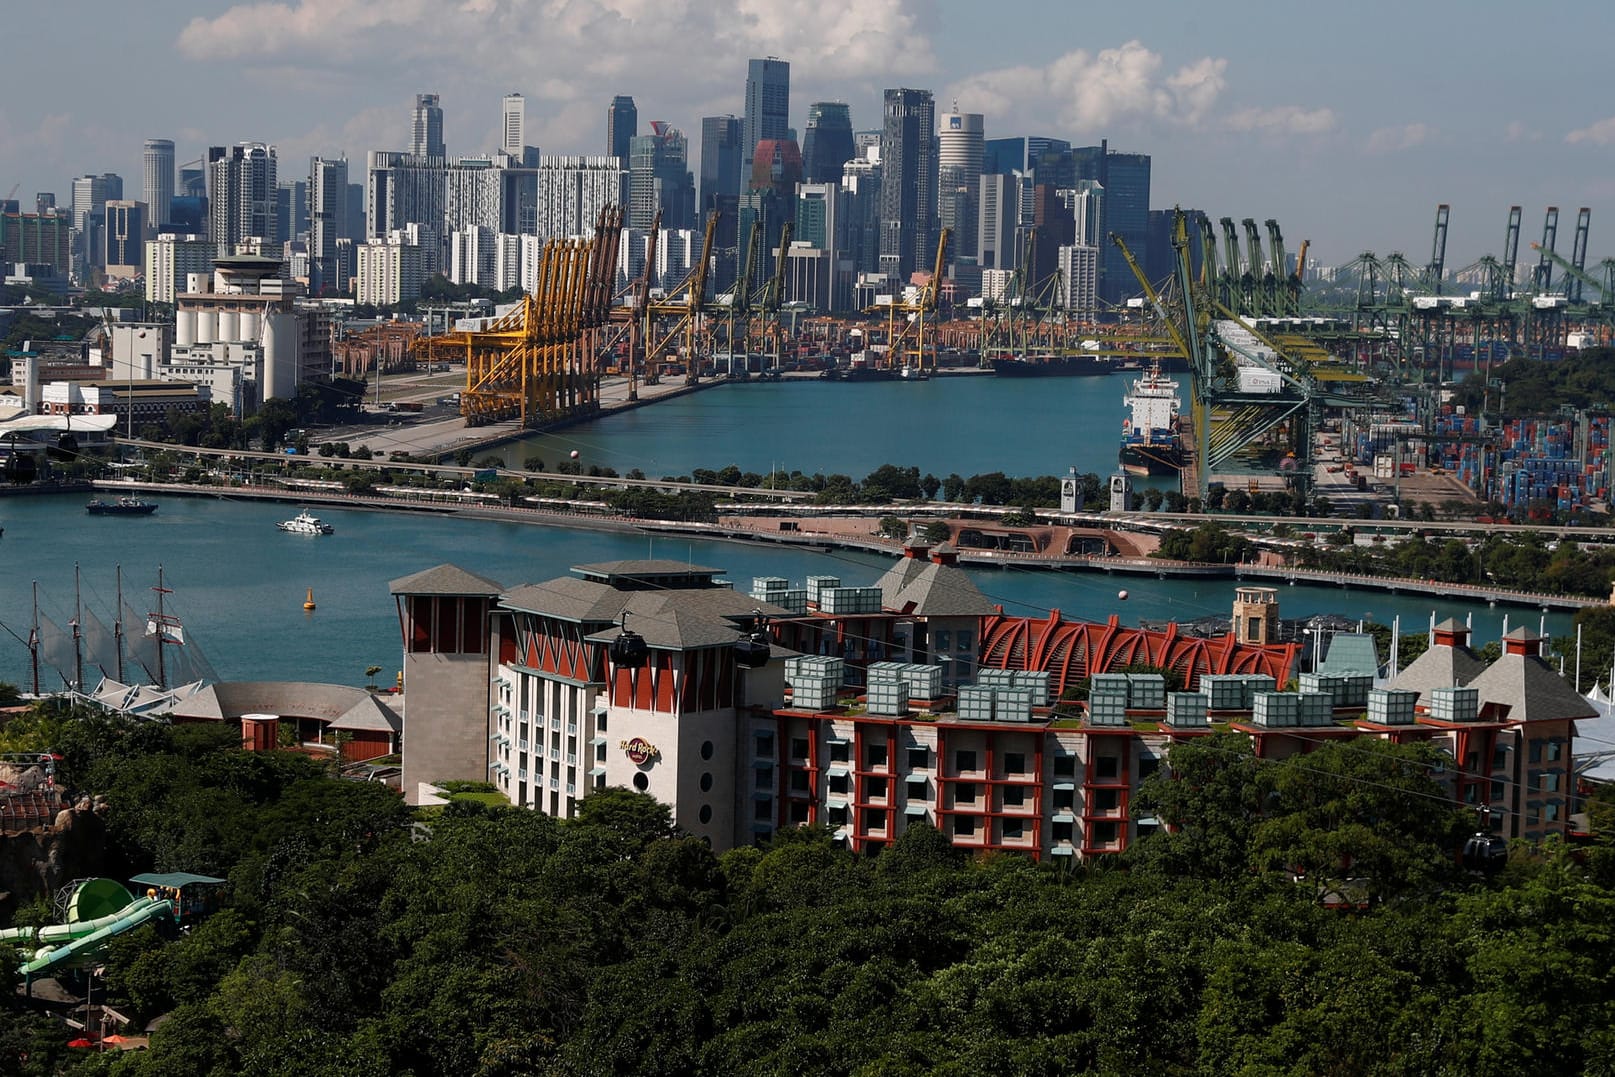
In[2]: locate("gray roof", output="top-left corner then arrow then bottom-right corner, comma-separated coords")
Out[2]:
1466,652 -> 1598,724
582,588 -> 794,649
168,681 -> 402,734
877,557 -> 995,618
502,576 -> 631,623
1319,633 -> 1381,677
572,560 -> 723,581
1387,639 -> 1488,707
389,563 -> 503,596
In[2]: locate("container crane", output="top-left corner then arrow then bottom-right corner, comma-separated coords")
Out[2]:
1426,204 -> 1450,295
643,210 -> 719,385
868,228 -> 950,375
1500,205 -> 1522,300
758,222 -> 793,368
1567,207 -> 1592,303
1534,206 -> 1560,293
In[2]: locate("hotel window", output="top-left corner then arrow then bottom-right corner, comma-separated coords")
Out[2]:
828,805 -> 848,826
754,800 -> 773,822
829,741 -> 850,764
1053,788 -> 1075,811
955,816 -> 978,837
865,742 -> 888,769
1001,818 -> 1024,841
861,808 -> 886,832
790,771 -> 811,793
1529,741 -> 1543,764
1095,755 -> 1120,780
955,629 -> 973,652
955,749 -> 978,774
1003,785 -> 1026,808
1547,740 -> 1564,762
829,774 -> 849,796
1093,789 -> 1120,813
596,713 -> 607,732
862,776 -> 888,801
755,731 -> 774,758
907,746 -> 929,770
1003,752 -> 1026,775
790,737 -> 810,761
1052,821 -> 1073,842
1138,756 -> 1161,781
1053,755 -> 1076,779
935,629 -> 952,651
1546,802 -> 1561,821
955,782 -> 978,805
1091,821 -> 1119,845
755,766 -> 773,790
788,802 -> 810,824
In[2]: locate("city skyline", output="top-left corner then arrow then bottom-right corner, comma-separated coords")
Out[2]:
4,1 -> 1614,269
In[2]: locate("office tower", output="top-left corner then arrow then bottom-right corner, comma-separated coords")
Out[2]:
1070,140 -> 1150,302
1029,183 -> 1074,293
144,139 -> 175,227
1065,180 -> 1104,247
1025,136 -> 1071,172
502,94 -> 525,157
207,143 -> 278,251
801,102 -> 855,185
937,109 -> 983,262
699,115 -> 742,210
853,130 -> 881,159
536,156 -> 627,241
275,180 -> 309,242
345,183 -> 365,242
72,173 -> 121,269
877,87 -> 938,282
841,150 -> 882,275
982,137 -> 1025,176
103,200 -> 147,278
608,95 -> 638,162
309,156 -> 349,295
742,57 -> 790,177
977,172 -> 1019,270
412,93 -> 445,158
628,122 -> 693,230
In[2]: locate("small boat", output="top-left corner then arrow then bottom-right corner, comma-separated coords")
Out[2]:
278,510 -> 334,536
86,497 -> 158,516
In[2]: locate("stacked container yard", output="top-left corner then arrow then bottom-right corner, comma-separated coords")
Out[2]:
994,687 -> 1035,722
866,667 -> 910,716
1298,672 -> 1345,706
1013,670 -> 1051,706
818,586 -> 885,615
749,577 -> 808,615
1484,414 -> 1609,513
1125,673 -> 1167,710
1296,691 -> 1336,726
806,576 -> 841,606
957,684 -> 997,722
1199,674 -> 1248,711
1367,687 -> 1419,725
1088,674 -> 1130,726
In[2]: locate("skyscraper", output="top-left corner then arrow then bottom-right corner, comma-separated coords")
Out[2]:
207,143 -> 278,251
742,58 -> 790,182
608,95 -> 638,162
502,94 -> 525,157
412,94 -> 445,159
72,173 -> 122,270
628,122 -> 693,230
1071,140 -> 1150,302
144,139 -> 175,228
309,156 -> 350,295
877,88 -> 938,282
699,115 -> 742,211
801,102 -> 855,185
103,200 -> 147,278
937,109 -> 983,264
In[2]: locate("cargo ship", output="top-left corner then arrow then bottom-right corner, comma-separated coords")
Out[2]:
1119,363 -> 1184,475
990,352 -> 1112,377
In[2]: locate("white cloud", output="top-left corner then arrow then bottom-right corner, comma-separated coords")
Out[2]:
1504,120 -> 1540,143
1566,116 -> 1615,145
1365,123 -> 1430,153
1224,105 -> 1335,135
946,41 -> 1229,133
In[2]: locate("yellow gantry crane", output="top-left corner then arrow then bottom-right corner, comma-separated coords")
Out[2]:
868,228 -> 950,374
421,206 -> 623,426
642,210 -> 720,386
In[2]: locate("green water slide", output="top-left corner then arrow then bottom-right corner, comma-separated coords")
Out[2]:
18,896 -> 173,976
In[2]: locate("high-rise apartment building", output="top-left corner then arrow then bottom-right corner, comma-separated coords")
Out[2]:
628,122 -> 694,230
840,150 -> 882,275
356,233 -> 426,305
143,139 -> 175,228
207,143 -> 278,251
937,110 -> 984,264
877,88 -> 938,283
742,58 -> 790,181
977,172 -> 1019,271
801,102 -> 855,185
143,233 -> 215,304
502,94 -> 525,157
365,151 -> 445,242
699,115 -> 742,211
412,94 -> 445,159
536,156 -> 627,241
607,95 -> 638,162
309,156 -> 349,295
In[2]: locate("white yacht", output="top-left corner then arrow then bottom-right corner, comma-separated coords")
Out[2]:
278,509 -> 334,535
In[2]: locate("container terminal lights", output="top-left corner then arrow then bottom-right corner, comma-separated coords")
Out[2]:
390,548 -> 1584,860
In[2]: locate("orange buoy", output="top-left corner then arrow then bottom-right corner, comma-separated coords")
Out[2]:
303,587 -> 317,611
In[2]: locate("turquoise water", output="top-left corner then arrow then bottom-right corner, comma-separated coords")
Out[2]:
497,375 -> 1147,483
0,492 -> 1570,690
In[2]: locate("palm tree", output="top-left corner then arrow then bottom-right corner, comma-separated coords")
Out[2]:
365,665 -> 382,691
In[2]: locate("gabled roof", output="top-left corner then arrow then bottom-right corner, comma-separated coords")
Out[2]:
169,681 -> 401,734
1466,651 -> 1598,724
582,588 -> 794,649
389,563 -> 503,596
1387,638 -> 1487,707
502,575 -> 632,623
876,557 -> 995,618
1319,633 -> 1380,677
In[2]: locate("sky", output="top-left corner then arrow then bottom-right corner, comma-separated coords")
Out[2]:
6,0 -> 1615,272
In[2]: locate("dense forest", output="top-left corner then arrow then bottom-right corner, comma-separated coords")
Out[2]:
3,704 -> 1615,1075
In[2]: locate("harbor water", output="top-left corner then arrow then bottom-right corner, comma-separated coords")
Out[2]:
0,493 -> 1573,691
